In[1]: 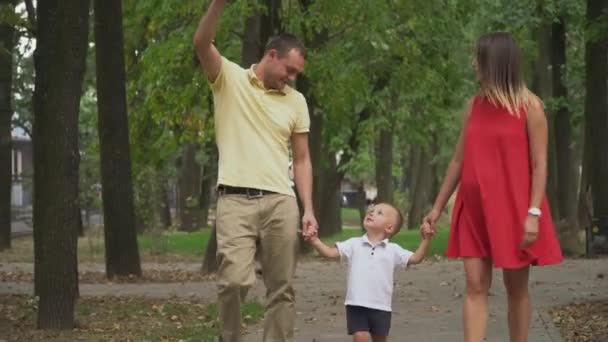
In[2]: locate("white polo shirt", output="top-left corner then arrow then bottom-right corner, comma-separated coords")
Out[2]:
336,234 -> 413,312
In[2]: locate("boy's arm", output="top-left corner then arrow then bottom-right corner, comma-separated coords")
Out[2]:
309,237 -> 340,259
407,238 -> 431,265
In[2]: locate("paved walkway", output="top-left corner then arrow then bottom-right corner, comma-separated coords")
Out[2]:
1,259 -> 606,341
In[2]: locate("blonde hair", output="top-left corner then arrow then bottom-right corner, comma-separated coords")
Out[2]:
475,32 -> 540,116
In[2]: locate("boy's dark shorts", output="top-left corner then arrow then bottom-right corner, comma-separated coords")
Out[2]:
346,305 -> 391,336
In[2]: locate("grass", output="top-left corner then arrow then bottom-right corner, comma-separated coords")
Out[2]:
323,226 -> 449,257
1,207 -> 449,263
0,295 -> 264,342
341,207 -> 361,226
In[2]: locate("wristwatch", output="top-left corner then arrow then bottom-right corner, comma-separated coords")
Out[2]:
528,207 -> 541,217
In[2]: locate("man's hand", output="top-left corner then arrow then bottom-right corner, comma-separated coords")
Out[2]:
520,215 -> 539,249
301,210 -> 318,240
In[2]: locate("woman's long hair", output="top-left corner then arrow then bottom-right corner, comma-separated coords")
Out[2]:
475,32 -> 538,116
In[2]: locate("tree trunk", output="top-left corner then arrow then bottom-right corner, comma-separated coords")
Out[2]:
375,128 -> 393,203
159,180 -> 171,229
532,14 -> 559,220
201,222 -> 218,275
199,161 -> 215,229
77,205 -> 84,237
94,0 -> 142,277
578,125 -> 592,233
356,182 -> 367,228
585,0 -> 608,218
0,0 -> 16,251
317,148 -> 343,237
551,17 -> 578,222
178,143 -> 201,232
407,146 -> 433,229
33,0 -> 89,329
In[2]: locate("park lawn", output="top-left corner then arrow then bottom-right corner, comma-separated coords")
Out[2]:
137,226 -> 450,259
323,227 -> 450,257
0,295 -> 263,342
1,211 -> 449,263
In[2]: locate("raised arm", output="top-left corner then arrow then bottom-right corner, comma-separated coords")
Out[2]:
192,0 -> 226,82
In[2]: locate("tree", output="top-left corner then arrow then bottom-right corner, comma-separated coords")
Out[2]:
584,0 -> 608,218
94,0 -> 142,277
177,143 -> 201,232
32,0 -> 90,329
0,0 -> 16,251
552,16 -> 577,223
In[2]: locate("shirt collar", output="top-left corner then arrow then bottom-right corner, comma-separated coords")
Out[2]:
361,234 -> 388,247
247,64 -> 290,95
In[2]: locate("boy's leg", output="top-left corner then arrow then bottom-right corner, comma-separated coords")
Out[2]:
216,195 -> 259,342
259,194 -> 300,342
368,308 -> 391,342
353,332 -> 371,342
347,306 -> 371,341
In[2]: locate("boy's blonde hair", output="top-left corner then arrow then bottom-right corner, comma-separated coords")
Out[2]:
375,202 -> 404,237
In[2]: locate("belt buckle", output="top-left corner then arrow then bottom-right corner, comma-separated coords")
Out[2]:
246,188 -> 264,199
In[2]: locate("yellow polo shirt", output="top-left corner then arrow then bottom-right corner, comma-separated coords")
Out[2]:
210,56 -> 310,196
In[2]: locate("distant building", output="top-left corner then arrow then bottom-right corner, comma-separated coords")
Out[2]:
11,136 -> 33,207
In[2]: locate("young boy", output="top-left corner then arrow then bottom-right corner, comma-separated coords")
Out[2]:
306,202 -> 432,342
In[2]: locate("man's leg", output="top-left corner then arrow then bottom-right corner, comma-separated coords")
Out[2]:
216,195 -> 259,342
259,194 -> 300,342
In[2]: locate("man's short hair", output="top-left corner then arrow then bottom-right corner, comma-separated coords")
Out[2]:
264,33 -> 306,58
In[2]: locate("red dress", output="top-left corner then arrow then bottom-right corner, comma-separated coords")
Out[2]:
446,96 -> 563,268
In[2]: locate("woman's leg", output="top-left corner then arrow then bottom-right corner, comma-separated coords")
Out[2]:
463,257 -> 493,342
503,266 -> 531,342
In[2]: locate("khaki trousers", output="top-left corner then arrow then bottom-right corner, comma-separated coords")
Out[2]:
216,193 -> 299,342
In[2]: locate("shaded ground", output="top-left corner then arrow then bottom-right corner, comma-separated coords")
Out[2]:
0,295 -> 263,342
551,300 -> 608,342
0,258 -> 606,341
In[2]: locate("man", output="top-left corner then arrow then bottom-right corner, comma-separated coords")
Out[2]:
193,1 -> 318,341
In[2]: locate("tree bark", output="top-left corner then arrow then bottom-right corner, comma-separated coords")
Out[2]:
159,180 -> 172,229
178,143 -> 201,232
0,0 -> 16,251
407,146 -> 433,229
33,0 -> 90,329
375,128 -> 393,203
201,222 -> 218,275
94,0 -> 142,277
532,13 -> 559,220
356,182 -> 367,228
551,17 -> 578,222
585,0 -> 608,218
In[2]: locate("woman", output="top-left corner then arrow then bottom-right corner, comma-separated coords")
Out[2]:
421,32 -> 563,342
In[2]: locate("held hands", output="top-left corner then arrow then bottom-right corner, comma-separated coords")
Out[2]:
420,208 -> 440,240
520,215 -> 539,249
301,210 -> 318,241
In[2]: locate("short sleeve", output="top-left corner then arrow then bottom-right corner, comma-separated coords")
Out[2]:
209,56 -> 239,93
393,244 -> 414,268
335,238 -> 357,263
293,94 -> 310,133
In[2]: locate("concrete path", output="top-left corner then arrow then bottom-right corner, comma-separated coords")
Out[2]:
1,259 -> 606,341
